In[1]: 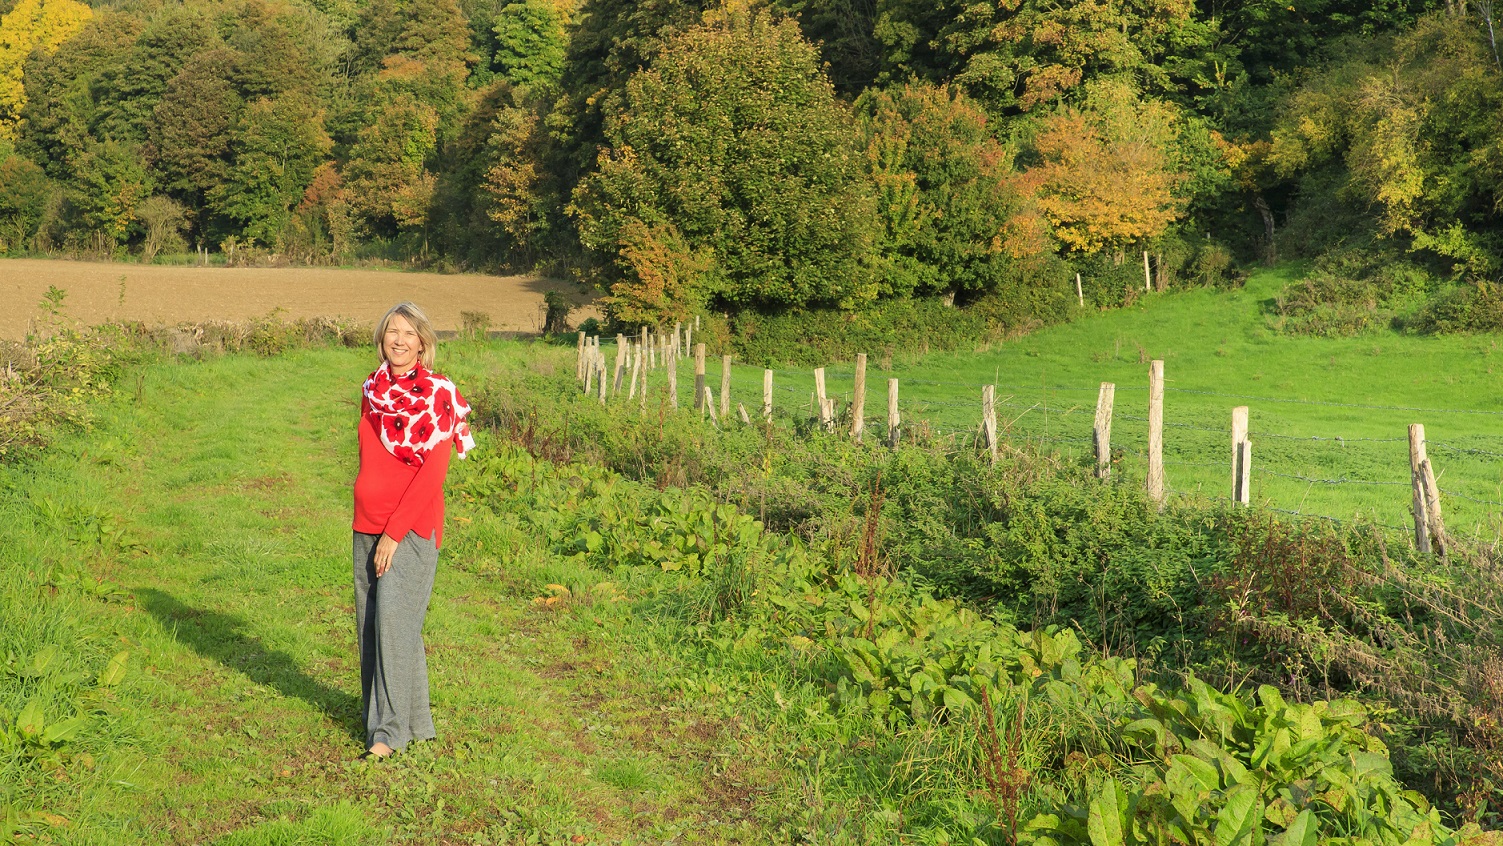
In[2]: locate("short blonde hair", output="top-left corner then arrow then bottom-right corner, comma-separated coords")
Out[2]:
375,302 -> 438,370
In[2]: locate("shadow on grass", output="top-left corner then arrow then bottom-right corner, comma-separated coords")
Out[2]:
138,588 -> 364,745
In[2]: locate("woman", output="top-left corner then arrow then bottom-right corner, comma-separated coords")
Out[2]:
352,302 -> 473,758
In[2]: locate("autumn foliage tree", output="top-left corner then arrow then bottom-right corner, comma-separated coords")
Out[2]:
0,0 -> 92,142
1020,80 -> 1186,257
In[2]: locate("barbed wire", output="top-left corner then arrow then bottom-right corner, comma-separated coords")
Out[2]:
1438,488 -> 1503,508
1259,469 -> 1410,487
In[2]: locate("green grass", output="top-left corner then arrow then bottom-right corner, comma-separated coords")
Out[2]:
0,343 -> 801,844
647,266 -> 1503,535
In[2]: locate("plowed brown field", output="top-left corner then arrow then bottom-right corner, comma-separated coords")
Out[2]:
0,258 -> 600,339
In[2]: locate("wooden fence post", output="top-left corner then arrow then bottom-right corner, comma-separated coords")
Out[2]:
720,354 -> 731,419
1231,406 -> 1249,506
612,334 -> 626,396
981,385 -> 998,463
1147,360 -> 1165,508
1093,382 -> 1115,479
1237,440 -> 1252,507
674,321 -> 682,356
583,338 -> 595,396
1421,457 -> 1446,558
887,378 -> 900,448
1408,424 -> 1446,555
693,343 -> 707,411
1076,273 -> 1084,307
763,369 -> 773,421
576,331 -> 586,382
705,387 -> 718,423
852,353 -> 867,441
627,346 -> 641,401
1143,251 -> 1152,293
668,347 -> 678,409
596,343 -> 607,404
814,367 -> 829,429
685,325 -> 693,356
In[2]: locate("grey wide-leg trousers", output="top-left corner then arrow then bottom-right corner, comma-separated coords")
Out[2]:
353,530 -> 438,751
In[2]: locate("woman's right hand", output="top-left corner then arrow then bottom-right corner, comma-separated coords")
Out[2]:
374,533 -> 400,578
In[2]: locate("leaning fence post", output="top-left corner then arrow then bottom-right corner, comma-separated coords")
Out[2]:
852,353 -> 867,442
1231,406 -> 1249,506
693,343 -> 707,411
704,387 -> 717,424
887,378 -> 900,448
720,354 -> 731,420
738,403 -> 751,425
763,369 -> 773,421
1408,424 -> 1440,554
981,385 -> 998,463
1093,382 -> 1115,479
1420,457 -> 1446,558
1147,360 -> 1165,508
1076,273 -> 1084,307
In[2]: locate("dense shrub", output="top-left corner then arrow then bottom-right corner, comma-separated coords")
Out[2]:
1409,280 -> 1503,334
1271,250 -> 1440,336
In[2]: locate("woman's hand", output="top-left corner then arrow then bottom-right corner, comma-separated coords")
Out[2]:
374,534 -> 400,578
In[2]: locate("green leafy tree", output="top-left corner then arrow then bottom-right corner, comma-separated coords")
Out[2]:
0,153 -> 50,251
342,94 -> 439,236
65,138 -> 151,246
858,83 -> 1031,300
17,14 -> 141,186
92,5 -> 217,143
207,94 -> 332,246
572,10 -> 879,314
492,0 -> 566,89
149,48 -> 242,228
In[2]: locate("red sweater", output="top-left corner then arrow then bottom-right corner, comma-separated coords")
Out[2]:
353,398 -> 454,548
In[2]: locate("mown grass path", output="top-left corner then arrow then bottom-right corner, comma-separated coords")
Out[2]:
5,345 -> 783,844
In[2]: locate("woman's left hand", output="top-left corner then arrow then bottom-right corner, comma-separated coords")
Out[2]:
374,534 -> 400,578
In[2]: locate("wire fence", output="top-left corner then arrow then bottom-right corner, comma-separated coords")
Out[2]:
578,335 -> 1503,543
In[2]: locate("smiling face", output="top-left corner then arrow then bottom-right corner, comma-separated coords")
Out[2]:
383,313 -> 424,375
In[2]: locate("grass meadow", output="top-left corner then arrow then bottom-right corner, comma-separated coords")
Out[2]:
701,266 -> 1503,536
0,343 -> 813,844
8,265 -> 1503,842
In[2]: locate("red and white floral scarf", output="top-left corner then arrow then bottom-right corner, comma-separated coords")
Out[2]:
362,362 -> 475,467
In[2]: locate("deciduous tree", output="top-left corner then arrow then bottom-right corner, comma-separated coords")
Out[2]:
572,11 -> 879,313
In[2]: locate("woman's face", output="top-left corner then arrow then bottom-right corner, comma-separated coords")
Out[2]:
383,314 -> 423,374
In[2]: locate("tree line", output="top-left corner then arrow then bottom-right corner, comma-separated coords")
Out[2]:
1,0 -> 1498,329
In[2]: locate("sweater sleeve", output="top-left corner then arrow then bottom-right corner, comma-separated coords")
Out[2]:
382,435 -> 453,543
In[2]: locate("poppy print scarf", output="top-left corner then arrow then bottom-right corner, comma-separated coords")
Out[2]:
362,362 -> 475,467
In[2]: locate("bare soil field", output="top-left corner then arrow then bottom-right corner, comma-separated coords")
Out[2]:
0,258 -> 600,339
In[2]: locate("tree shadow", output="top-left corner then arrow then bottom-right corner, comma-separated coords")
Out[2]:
138,588 -> 364,745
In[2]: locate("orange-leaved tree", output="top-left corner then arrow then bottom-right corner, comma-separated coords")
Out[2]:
1021,80 -> 1184,258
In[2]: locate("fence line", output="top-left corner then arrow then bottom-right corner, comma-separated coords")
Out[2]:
573,333 -> 1503,543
